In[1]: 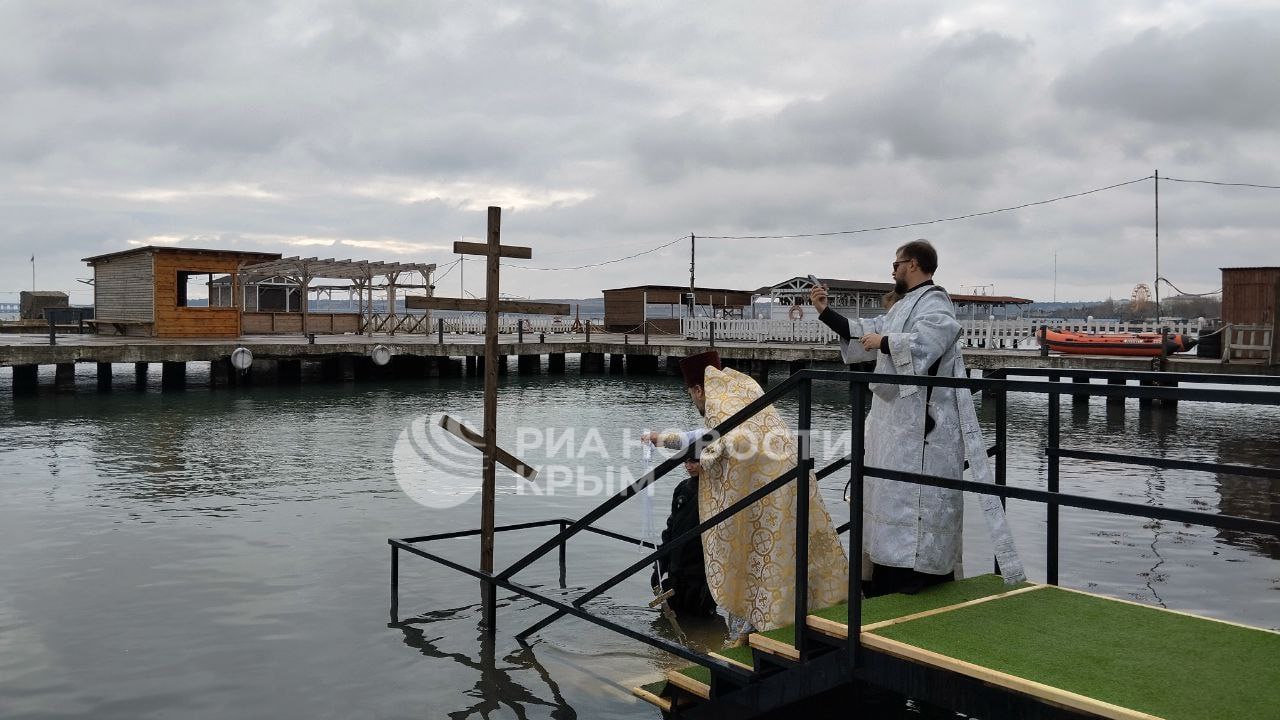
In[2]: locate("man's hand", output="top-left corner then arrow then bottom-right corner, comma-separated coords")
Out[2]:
641,430 -> 657,446
684,459 -> 700,476
861,332 -> 884,351
809,285 -> 829,314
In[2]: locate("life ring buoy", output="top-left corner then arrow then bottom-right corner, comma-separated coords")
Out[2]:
788,305 -> 805,321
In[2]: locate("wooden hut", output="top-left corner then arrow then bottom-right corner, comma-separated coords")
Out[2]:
83,246 -> 281,337
1220,267 -> 1279,363
601,285 -> 755,333
19,291 -> 69,320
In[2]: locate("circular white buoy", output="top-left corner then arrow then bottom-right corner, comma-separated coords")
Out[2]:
788,305 -> 805,321
230,347 -> 253,370
371,345 -> 392,366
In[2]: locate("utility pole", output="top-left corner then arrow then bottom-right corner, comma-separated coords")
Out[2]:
1053,251 -> 1057,303
687,234 -> 696,317
1154,169 -> 1161,322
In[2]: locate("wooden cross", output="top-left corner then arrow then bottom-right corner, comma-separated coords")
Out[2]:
406,207 -> 568,632
437,414 -> 537,481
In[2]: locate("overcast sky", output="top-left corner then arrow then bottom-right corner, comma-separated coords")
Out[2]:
2,1 -> 1277,305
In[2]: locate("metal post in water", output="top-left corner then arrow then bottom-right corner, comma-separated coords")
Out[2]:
1047,374 -> 1060,585
390,543 -> 400,623
48,316 -> 56,345
994,369 -> 1008,575
848,378 -> 865,672
438,318 -> 444,346
558,521 -> 568,589
794,377 -> 811,661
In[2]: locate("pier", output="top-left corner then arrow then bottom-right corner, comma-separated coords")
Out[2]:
1,330 -> 1275,396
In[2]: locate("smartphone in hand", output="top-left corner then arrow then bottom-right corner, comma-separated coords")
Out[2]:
807,274 -> 822,287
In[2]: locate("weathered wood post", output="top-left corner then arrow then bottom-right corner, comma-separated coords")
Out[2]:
399,209 -> 568,636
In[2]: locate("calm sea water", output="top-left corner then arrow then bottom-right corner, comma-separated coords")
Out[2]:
1,361 -> 1277,720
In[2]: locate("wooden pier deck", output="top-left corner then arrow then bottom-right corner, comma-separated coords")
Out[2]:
0,331 -> 1272,376
636,574 -> 1280,719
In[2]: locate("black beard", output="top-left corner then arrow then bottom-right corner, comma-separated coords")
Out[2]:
894,277 -> 908,294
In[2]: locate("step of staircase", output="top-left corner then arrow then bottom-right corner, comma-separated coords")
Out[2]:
633,574 -> 1027,712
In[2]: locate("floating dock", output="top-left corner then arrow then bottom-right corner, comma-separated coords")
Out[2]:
636,574 -> 1280,719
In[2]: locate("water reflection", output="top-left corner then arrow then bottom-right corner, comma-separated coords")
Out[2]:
393,617 -> 576,719
1215,435 -> 1280,561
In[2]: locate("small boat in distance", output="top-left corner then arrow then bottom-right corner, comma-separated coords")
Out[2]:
1042,328 -> 1197,357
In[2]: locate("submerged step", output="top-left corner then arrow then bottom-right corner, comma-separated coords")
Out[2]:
631,680 -> 673,712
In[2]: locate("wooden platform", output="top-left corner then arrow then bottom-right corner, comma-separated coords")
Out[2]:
634,575 -> 1280,719
1,331 -> 1272,375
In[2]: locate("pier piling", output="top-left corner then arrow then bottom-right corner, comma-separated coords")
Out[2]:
97,362 -> 113,392
161,361 -> 186,390
54,363 -> 75,392
580,352 -> 605,374
211,358 -> 234,388
13,364 -> 37,395
134,362 -> 149,391
1072,376 -> 1090,405
548,353 -> 565,374
608,353 -> 625,375
1106,378 -> 1126,408
518,354 -> 541,375
277,359 -> 303,385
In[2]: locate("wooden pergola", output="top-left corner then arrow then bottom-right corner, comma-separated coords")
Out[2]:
238,257 -> 437,335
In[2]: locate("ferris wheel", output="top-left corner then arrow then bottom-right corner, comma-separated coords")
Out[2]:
1130,283 -> 1152,307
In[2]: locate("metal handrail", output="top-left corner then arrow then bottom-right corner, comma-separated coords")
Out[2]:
391,366 -> 1280,703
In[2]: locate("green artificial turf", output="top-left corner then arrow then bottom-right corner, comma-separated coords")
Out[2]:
758,573 -> 1026,647
671,573 -> 1026,686
675,663 -> 711,686
872,587 -> 1280,720
675,643 -> 756,686
639,679 -> 668,696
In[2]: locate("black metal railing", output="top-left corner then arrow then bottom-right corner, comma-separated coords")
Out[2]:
391,366 -> 1280,702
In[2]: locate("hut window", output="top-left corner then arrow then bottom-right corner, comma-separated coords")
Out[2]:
177,271 -> 214,308
209,274 -> 234,307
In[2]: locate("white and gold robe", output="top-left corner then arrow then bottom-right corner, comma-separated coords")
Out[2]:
695,366 -> 848,632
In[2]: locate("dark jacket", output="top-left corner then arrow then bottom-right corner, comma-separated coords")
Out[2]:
650,475 -> 718,617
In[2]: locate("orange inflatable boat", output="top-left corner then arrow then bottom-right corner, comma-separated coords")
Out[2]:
1041,329 -> 1197,357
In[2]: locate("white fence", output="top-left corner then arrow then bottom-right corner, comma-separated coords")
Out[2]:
1222,324 -> 1275,363
680,317 -> 1204,347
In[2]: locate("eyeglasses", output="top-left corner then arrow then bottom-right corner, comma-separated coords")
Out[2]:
892,259 -> 910,270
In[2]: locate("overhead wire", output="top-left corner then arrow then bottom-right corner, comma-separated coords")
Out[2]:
1161,177 -> 1280,190
484,172 -> 1273,272
698,175 -> 1155,239
1156,277 -> 1221,297
502,234 -> 689,271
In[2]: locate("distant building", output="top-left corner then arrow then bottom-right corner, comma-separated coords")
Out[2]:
756,276 -> 1031,321
756,277 -> 895,320
19,290 -> 68,320
601,285 -> 755,333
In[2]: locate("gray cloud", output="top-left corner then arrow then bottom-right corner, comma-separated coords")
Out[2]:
0,1 -> 1277,304
1055,17 -> 1280,129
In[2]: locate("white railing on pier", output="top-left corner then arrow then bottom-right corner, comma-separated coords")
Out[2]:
356,314 -> 585,335
680,317 -> 1204,347
447,317 -> 574,334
